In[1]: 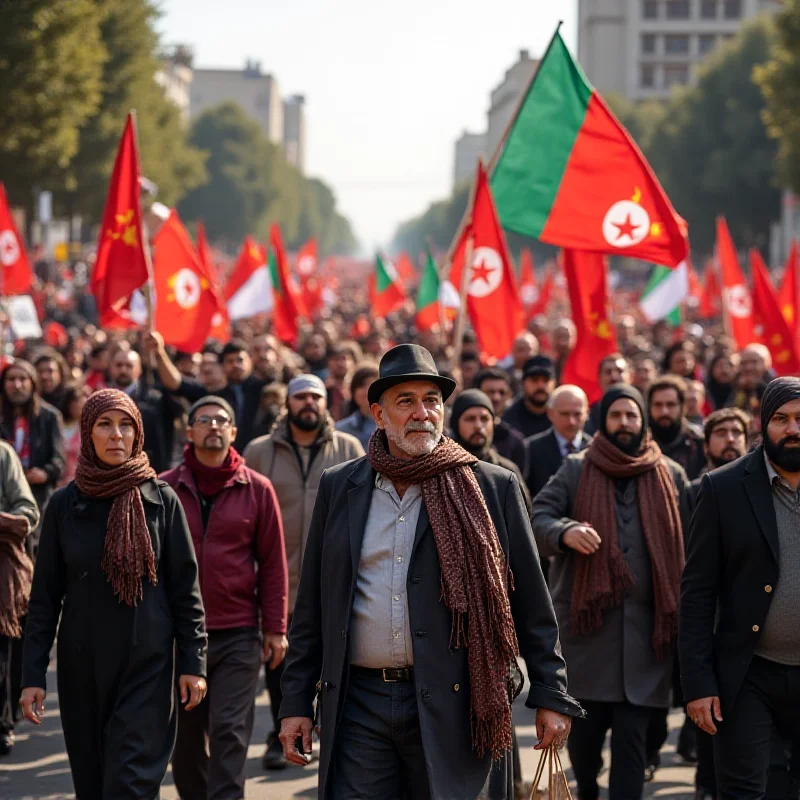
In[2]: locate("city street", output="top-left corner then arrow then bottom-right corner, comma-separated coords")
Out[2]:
1,666 -> 698,799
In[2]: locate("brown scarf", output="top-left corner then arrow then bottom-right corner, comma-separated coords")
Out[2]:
0,525 -> 32,638
368,431 -> 518,760
571,431 -> 684,658
74,389 -> 157,606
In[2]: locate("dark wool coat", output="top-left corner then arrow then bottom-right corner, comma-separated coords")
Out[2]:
22,479 -> 206,800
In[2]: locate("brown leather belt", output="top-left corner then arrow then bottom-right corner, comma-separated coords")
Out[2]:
350,665 -> 414,683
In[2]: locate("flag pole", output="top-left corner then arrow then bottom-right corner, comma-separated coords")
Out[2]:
451,232 -> 474,369
442,21 -> 565,269
130,109 -> 155,334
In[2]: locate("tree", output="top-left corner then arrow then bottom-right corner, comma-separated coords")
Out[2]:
755,0 -> 800,196
0,0 -> 106,209
63,0 -> 206,220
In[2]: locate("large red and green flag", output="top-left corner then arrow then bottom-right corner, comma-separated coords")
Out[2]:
491,29 -> 688,268
269,224 -> 303,345
371,254 -> 406,317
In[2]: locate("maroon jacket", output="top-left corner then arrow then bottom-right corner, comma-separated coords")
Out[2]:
161,462 -> 288,635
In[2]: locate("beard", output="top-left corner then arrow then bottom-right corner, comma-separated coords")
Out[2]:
528,390 -> 550,410
709,447 -> 744,469
201,433 -> 225,450
384,417 -> 443,457
764,434 -> 800,473
461,432 -> 490,457
651,417 -> 681,444
289,408 -> 322,432
607,430 -> 643,456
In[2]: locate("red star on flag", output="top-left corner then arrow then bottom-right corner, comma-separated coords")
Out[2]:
471,259 -> 495,285
612,213 -> 639,242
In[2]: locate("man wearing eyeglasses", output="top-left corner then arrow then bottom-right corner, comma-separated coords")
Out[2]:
161,396 -> 289,800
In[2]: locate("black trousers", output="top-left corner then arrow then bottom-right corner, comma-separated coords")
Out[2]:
567,699 -> 653,800
715,656 -> 800,800
265,657 -> 284,734
327,670 -> 432,800
0,622 -> 24,734
172,628 -> 262,800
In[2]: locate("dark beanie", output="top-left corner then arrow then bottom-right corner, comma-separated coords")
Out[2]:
188,395 -> 237,425
451,389 -> 495,433
760,377 -> 800,434
599,384 -> 647,438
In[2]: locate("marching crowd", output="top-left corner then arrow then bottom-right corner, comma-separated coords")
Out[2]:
0,284 -> 797,800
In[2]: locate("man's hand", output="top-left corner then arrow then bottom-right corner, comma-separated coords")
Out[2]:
19,687 -> 46,725
264,633 -> 288,670
535,709 -> 571,751
0,512 -> 29,540
178,675 -> 207,711
279,716 -> 313,766
24,468 -> 48,486
687,696 -> 722,735
144,331 -> 166,357
562,525 -> 602,555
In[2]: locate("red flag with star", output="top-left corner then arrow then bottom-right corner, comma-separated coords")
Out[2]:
716,217 -> 756,349
91,113 -> 151,325
196,221 -> 230,341
749,248 -> 800,376
778,241 -> 800,329
449,161 -> 524,360
0,184 -> 33,295
153,210 -> 219,352
560,249 -> 618,404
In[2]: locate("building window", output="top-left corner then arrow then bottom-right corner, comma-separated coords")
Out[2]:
665,34 -> 690,54
642,34 -> 657,54
723,0 -> 742,18
699,34 -> 716,55
643,0 -> 659,19
664,63 -> 690,88
640,64 -> 656,88
701,0 -> 718,17
665,0 -> 690,19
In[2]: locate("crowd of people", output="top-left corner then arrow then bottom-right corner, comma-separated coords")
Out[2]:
0,269 -> 796,800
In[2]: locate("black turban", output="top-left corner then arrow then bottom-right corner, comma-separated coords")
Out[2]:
760,377 -> 800,434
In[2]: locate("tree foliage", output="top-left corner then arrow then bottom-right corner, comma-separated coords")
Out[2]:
179,103 -> 356,254
755,0 -> 800,196
0,0 -> 106,209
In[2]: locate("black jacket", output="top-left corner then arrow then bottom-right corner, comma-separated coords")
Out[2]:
0,399 -> 64,519
680,447 -> 781,712
22,479 -> 206,797
501,396 -> 551,440
492,420 -> 526,472
523,428 -> 592,499
280,455 -> 582,800
653,420 -> 706,481
128,381 -> 183,474
177,374 -> 267,452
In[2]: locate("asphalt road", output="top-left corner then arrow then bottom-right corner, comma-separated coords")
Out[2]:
0,668 -> 698,799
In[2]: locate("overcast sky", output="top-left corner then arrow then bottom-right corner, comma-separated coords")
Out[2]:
158,0 -> 578,251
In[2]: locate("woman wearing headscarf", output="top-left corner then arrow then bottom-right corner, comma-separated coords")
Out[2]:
19,389 -> 207,799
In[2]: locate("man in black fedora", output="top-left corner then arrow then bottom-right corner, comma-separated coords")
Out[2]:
278,343 -> 583,800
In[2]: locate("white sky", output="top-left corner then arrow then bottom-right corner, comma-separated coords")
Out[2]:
158,0 -> 579,252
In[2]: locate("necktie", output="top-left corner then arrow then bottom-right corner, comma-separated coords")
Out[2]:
565,441 -> 576,456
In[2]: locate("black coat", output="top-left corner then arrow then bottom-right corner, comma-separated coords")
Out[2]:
523,429 -> 592,499
680,447 -> 781,713
22,480 -> 207,800
130,382 -> 183,474
654,420 -> 706,481
492,420 -> 526,472
500,397 -> 551,439
177,374 -> 267,452
280,455 -> 582,800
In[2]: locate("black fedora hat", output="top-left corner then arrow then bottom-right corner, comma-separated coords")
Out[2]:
368,344 -> 457,406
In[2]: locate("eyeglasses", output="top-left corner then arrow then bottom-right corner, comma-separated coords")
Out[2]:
191,415 -> 232,428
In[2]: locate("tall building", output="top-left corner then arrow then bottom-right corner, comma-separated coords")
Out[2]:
453,131 -> 487,188
578,0 -> 782,101
283,95 -> 306,173
190,61 -> 283,144
155,45 -> 194,122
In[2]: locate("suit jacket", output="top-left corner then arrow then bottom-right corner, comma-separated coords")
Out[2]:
680,447 -> 781,712
524,429 -> 592,499
280,455 -> 582,800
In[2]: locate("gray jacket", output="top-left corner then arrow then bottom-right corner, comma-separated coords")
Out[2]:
532,450 -> 690,707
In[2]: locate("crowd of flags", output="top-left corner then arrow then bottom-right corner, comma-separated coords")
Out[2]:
1,24 -> 799,403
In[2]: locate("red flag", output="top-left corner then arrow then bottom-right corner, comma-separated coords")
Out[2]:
716,217 -> 755,349
749,249 -> 800,376
687,261 -> 704,302
699,260 -> 721,319
530,263 -> 555,317
560,249 -> 619,404
395,252 -> 417,284
196,222 -> 230,341
91,113 -> 150,325
296,239 -> 324,318
153,211 -> 219,352
269,225 -> 304,345
519,248 -> 539,320
0,184 -> 33,295
449,161 -> 524,360
777,241 -> 800,329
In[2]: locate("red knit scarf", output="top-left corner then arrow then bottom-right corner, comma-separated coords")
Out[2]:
183,443 -> 243,496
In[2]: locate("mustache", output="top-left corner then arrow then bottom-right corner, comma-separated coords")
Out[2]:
405,421 -> 436,434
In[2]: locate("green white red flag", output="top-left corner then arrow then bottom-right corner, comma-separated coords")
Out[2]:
491,30 -> 688,268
